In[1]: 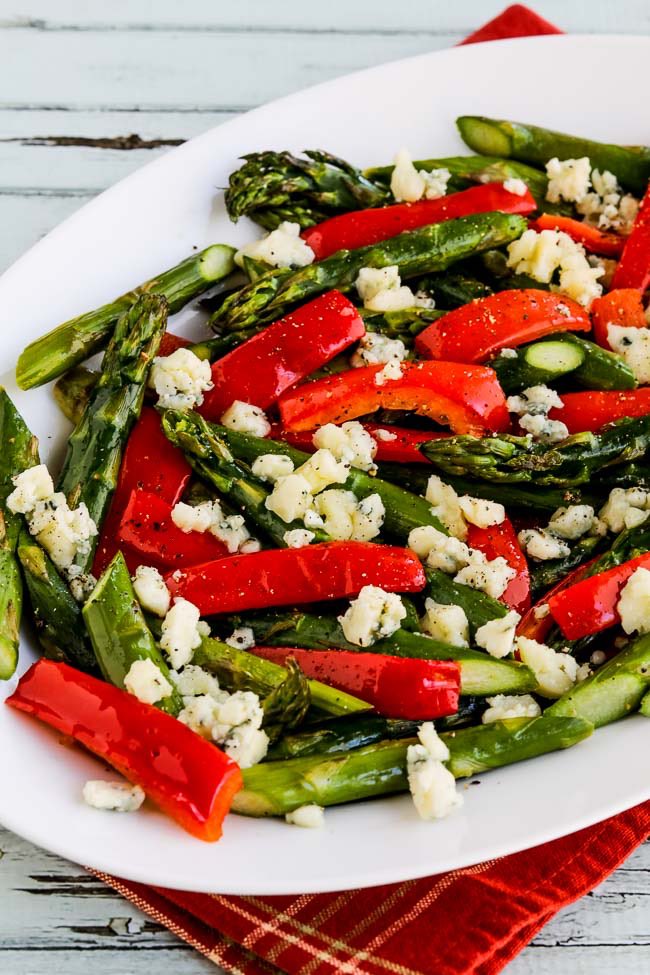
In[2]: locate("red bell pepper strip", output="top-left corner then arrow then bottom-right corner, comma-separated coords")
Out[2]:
590,289 -> 646,349
199,291 -> 364,421
611,184 -> 650,291
165,542 -> 425,615
6,660 -> 242,841
250,648 -> 460,720
93,407 -> 192,576
158,331 -> 190,357
530,214 -> 625,257
302,184 -> 536,260
268,421 -> 444,464
548,389 -> 650,434
516,559 -> 597,644
547,551 -> 650,641
467,517 -> 530,615
277,361 -> 509,436
414,290 -> 591,364
117,490 -> 228,572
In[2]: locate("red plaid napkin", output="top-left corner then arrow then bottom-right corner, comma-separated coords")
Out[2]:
90,8 -> 650,974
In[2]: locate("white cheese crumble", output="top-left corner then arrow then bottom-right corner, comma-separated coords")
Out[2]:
374,428 -> 397,442
177,684 -> 269,768
576,168 -> 639,233
408,525 -> 470,573
170,664 -> 225,700
220,400 -> 271,438
518,528 -> 571,561
475,610 -> 521,659
507,384 -> 564,416
420,599 -> 469,647
83,780 -> 145,813
283,528 -> 315,548
171,499 -> 254,554
506,229 -> 603,307
548,504 -> 596,540
265,473 -> 313,524
407,722 -> 462,821
131,564 -> 171,617
519,414 -> 569,444
235,220 -> 315,269
27,492 -> 97,572
285,804 -> 325,828
503,177 -> 528,196
482,694 -> 541,724
351,332 -> 408,368
123,657 -> 173,706
390,149 -> 450,202
313,421 -> 377,473
338,585 -> 406,647
374,359 -> 404,385
599,487 -> 650,533
355,265 -> 434,313
314,489 -> 384,542
171,501 -> 215,534
6,464 -> 53,514
425,475 -> 467,539
457,495 -> 505,529
251,453 -> 295,483
454,550 -> 516,599
607,325 -> 650,385
149,348 -> 214,411
516,636 -> 579,698
618,567 -> 650,635
159,597 -> 206,670
545,156 -> 592,204
225,627 -> 256,650
294,448 -> 350,494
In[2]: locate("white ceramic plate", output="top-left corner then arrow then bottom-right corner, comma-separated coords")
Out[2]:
1,34 -> 649,895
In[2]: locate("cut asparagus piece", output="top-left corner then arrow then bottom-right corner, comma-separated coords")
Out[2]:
210,212 -> 527,332
233,714 -> 592,816
239,611 -> 536,697
425,568 -> 507,637
529,535 -> 604,601
83,552 -> 181,715
225,150 -> 390,229
56,294 -> 168,569
260,658 -> 311,742
17,244 -> 235,390
489,340 -> 585,394
193,635 -> 370,716
53,366 -> 99,424
456,116 -> 650,194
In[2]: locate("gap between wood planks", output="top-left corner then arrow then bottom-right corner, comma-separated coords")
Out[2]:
0,134 -> 184,149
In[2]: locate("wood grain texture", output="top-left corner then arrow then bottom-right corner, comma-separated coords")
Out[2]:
1,2 -> 650,973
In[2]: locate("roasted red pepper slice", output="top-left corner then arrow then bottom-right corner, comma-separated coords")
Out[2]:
199,291 -> 364,421
547,552 -> 650,640
93,408 -> 192,577
158,331 -> 190,357
268,421 -> 443,464
590,288 -> 646,349
414,290 -> 591,364
277,361 -> 509,436
548,389 -> 650,433
251,648 -> 460,720
530,214 -> 625,257
6,660 -> 242,841
611,184 -> 650,291
165,542 -> 425,615
117,490 -> 227,572
467,517 -> 530,615
516,559 -> 597,644
302,184 -> 536,260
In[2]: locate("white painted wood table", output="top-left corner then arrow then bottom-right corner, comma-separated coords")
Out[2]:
1,2 -> 650,972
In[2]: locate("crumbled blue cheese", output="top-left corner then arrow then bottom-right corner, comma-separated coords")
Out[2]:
235,221 -> 315,269
82,780 -> 145,813
390,149 -> 450,202
618,567 -> 650,635
285,804 -> 325,828
6,464 -> 54,514
355,265 -> 434,313
149,348 -> 213,410
518,528 -> 571,561
159,597 -> 206,669
607,325 -> 650,385
212,691 -> 269,768
170,664 -> 225,701
548,504 -> 596,540
314,489 -> 384,542
408,525 -> 471,573
475,610 -> 520,659
28,492 -> 97,571
482,694 -> 541,724
421,168 -> 451,200
516,636 -> 579,698
576,168 -> 639,233
457,495 -> 505,529
294,448 -> 350,493
420,599 -> 469,647
171,499 -> 254,554
519,413 -> 569,443
283,528 -> 315,548
599,487 -> 650,533
132,565 -> 170,617
220,400 -> 271,438
352,493 -> 385,542
251,454 -> 295,483
499,347 -> 519,359
407,722 -> 463,821
506,229 -> 603,306
171,501 -> 215,534
177,695 -> 222,738
503,178 -> 528,196
374,428 -> 397,442
313,421 -> 377,473
124,658 -> 174,706
507,384 -> 564,416
66,565 -> 97,604
264,473 -> 313,523
374,359 -> 404,385
425,474 -> 467,539
545,157 -> 592,204
338,585 -> 405,647
225,627 -> 256,650
351,332 -> 408,368
454,550 -> 516,599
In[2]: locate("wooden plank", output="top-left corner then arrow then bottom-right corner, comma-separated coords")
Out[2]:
0,192 -> 93,271
0,949 -> 218,974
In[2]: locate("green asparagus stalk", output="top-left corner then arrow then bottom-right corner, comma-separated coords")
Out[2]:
529,535 -> 604,601
456,116 -> 650,194
17,529 -> 96,671
16,244 -> 235,390
362,306 -> 444,342
193,635 -> 370,716
598,463 -> 650,491
225,150 -> 390,229
0,389 -> 39,678
416,272 -> 493,310
639,688 -> 650,717
238,610 -> 536,697
547,633 -> 650,728
425,568 -> 507,636
422,415 -> 650,487
258,658 -> 311,741
233,714 -> 592,816
210,212 -> 527,332
53,366 -> 99,424
57,294 -> 167,569
83,552 -> 181,715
